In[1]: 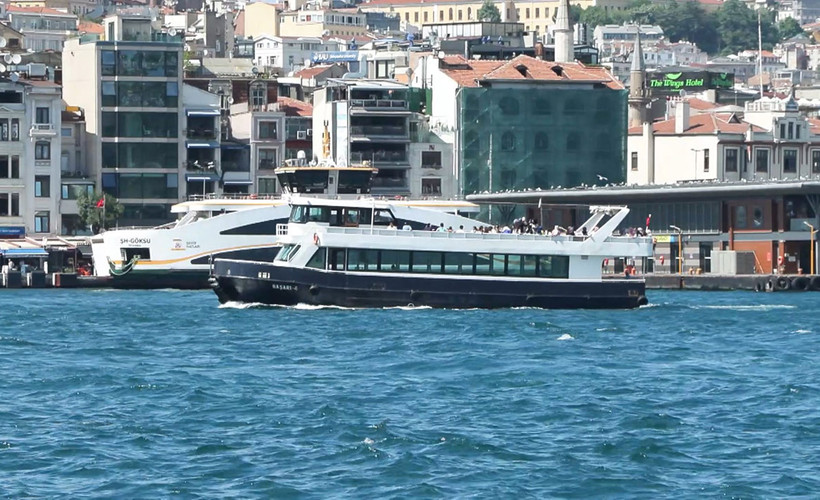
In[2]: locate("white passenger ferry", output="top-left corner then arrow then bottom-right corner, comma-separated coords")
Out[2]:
210,202 -> 653,309
90,162 -> 479,289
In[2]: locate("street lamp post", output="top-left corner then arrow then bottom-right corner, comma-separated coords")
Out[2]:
690,148 -> 703,181
805,221 -> 817,275
670,225 -> 683,274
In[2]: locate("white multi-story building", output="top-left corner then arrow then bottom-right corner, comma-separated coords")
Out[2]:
0,76 -> 63,236
628,97 -> 820,186
593,24 -> 663,57
5,6 -> 78,52
253,35 -> 342,74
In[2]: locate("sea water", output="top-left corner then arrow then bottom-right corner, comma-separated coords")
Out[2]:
2,289 -> 820,497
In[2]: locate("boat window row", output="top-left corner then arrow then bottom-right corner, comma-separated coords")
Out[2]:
275,244 -> 302,262
290,205 -> 394,227
305,247 -> 569,278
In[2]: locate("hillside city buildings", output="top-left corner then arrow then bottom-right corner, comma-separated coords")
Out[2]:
0,0 -> 818,258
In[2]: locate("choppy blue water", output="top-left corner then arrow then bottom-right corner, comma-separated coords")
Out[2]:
2,289 -> 820,498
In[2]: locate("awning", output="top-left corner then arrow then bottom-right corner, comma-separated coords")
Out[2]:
186,109 -> 220,117
221,143 -> 249,150
223,180 -> 253,185
1,248 -> 48,258
186,173 -> 219,182
186,141 -> 220,149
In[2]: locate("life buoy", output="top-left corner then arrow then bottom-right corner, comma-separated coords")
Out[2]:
659,255 -> 665,265
313,233 -> 319,245
778,255 -> 784,266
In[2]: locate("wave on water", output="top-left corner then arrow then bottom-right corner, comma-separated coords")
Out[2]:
556,333 -> 574,341
695,304 -> 797,311
218,301 -> 273,309
794,329 -> 812,334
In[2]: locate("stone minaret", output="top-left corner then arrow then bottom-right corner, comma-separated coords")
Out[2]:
628,28 -> 649,128
553,0 -> 574,63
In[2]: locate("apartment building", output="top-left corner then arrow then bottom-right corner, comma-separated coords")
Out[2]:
5,5 -> 78,52
62,14 -> 185,227
0,75 -> 63,236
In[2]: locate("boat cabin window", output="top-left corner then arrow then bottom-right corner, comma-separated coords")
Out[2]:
306,248 -> 326,269
275,244 -> 301,262
327,247 -> 569,278
337,170 -> 373,194
290,205 -> 396,227
121,247 -> 150,261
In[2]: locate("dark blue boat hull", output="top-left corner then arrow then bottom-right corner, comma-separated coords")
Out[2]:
211,259 -> 648,309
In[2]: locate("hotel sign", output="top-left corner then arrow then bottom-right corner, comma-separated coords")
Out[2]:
647,71 -> 734,92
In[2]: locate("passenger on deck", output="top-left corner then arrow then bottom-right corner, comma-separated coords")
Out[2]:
436,223 -> 448,232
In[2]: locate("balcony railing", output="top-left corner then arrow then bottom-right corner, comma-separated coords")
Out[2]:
186,160 -> 217,170
350,151 -> 408,165
350,99 -> 408,110
186,129 -> 218,140
30,123 -> 57,137
258,159 -> 277,170
349,125 -> 408,137
371,177 -> 409,190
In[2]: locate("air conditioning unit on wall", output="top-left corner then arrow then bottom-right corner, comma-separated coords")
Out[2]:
297,130 -> 307,139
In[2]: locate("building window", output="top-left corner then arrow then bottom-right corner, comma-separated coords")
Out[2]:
812,150 -> 820,173
783,149 -> 797,173
501,131 -> 515,151
788,122 -> 794,139
535,132 -> 548,150
35,141 -> 51,160
703,149 -> 710,172
458,9 -> 462,20
423,11 -> 428,22
11,118 -> 18,141
535,7 -> 540,17
631,151 -> 638,171
498,96 -> 519,115
34,211 -> 50,233
566,133 -> 580,152
755,148 -> 769,173
734,205 -> 747,229
467,7 -> 471,18
258,177 -> 277,194
35,107 -> 50,124
752,206 -> 764,228
422,177 -> 441,195
258,121 -> 278,139
35,176 -> 50,197
258,148 -> 277,169
725,148 -> 738,172
449,7 -> 453,20
414,12 -> 418,22
61,127 -> 72,137
0,156 -> 20,178
251,84 -> 266,108
421,151 -> 442,168
0,193 -> 20,216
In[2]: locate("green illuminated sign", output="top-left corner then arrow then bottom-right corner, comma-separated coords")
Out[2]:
646,71 -> 734,91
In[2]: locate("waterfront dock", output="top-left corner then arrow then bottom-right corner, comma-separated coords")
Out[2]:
644,274 -> 820,292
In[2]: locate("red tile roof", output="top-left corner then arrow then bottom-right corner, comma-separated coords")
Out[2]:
439,54 -> 623,89
278,96 -> 313,117
78,20 -> 104,34
293,64 -> 335,79
686,97 -> 720,111
809,118 -> 820,134
628,113 -> 763,135
6,5 -> 76,16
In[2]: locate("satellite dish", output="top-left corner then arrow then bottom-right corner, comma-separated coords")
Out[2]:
227,96 -> 234,104
0,63 -> 6,73
0,37 -> 7,48
11,54 -> 21,64
3,54 -> 11,64
168,28 -> 178,37
10,72 -> 19,82
251,66 -> 259,74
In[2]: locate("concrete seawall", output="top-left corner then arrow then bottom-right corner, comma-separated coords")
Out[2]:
645,274 -> 820,292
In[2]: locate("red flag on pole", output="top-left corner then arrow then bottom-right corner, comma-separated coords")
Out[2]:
96,195 -> 105,208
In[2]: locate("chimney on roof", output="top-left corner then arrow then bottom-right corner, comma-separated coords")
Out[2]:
554,0 -> 574,63
674,101 -> 690,134
534,42 -> 544,60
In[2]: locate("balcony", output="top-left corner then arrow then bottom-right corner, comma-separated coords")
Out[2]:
186,128 -> 218,141
349,125 -> 408,141
258,159 -> 277,170
350,150 -> 408,166
30,123 -> 57,138
350,99 -> 408,111
185,160 -> 217,171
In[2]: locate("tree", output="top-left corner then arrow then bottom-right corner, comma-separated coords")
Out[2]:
579,6 -> 611,28
778,17 -> 805,41
477,0 -> 501,22
77,191 -> 124,234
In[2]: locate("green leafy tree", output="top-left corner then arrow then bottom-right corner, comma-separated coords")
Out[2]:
77,191 -> 124,234
477,0 -> 501,22
579,6 -> 612,28
778,17 -> 804,40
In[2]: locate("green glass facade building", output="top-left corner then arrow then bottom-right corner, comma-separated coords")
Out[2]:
457,86 -> 627,221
